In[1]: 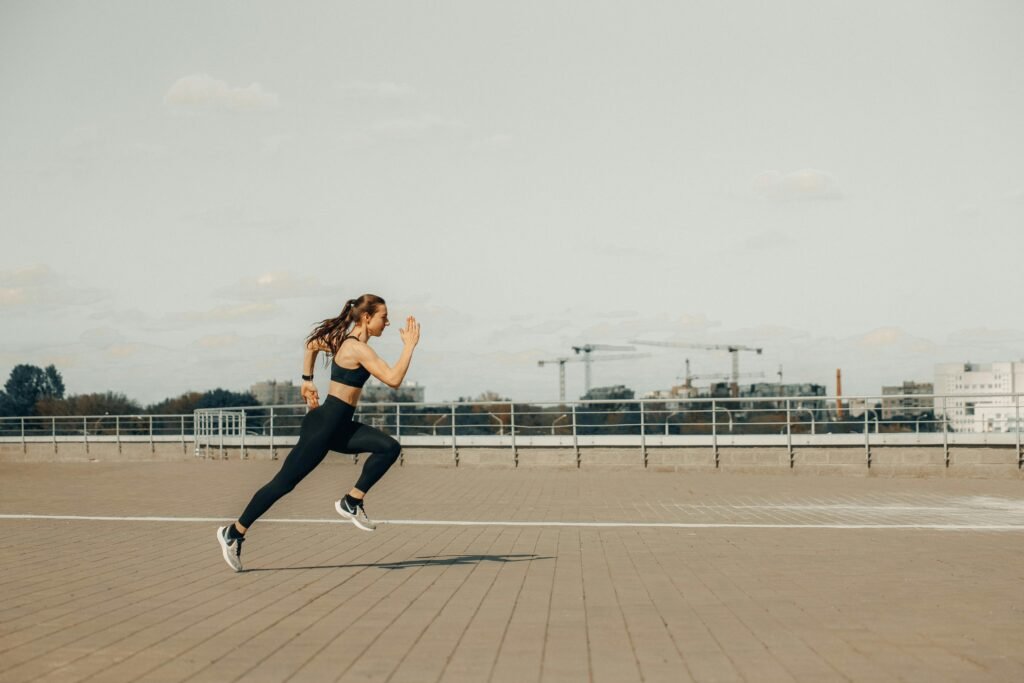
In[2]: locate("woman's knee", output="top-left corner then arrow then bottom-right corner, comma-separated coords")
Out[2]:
384,438 -> 401,462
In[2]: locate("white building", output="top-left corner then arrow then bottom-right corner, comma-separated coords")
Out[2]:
360,380 -> 426,403
250,380 -> 302,406
881,381 -> 934,420
933,362 -> 1024,432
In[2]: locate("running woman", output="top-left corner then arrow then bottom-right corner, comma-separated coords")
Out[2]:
217,294 -> 420,571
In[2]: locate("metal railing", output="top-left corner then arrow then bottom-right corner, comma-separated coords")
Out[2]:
2,393 -> 1020,468
0,414 -> 194,453
188,392 -> 1024,466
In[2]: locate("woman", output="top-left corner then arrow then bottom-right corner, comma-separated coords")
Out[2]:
217,294 -> 420,572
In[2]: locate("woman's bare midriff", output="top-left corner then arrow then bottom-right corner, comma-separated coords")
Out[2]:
328,382 -> 361,407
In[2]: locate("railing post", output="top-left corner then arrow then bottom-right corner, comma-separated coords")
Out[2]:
180,415 -> 186,454
52,416 -> 57,454
451,403 -> 458,466
510,402 -> 518,468
640,400 -> 647,468
218,411 -> 225,459
572,403 -> 580,468
786,399 -> 793,468
21,417 -> 26,453
1016,393 -> 1021,469
149,415 -> 155,453
864,404 -> 870,468
83,416 -> 89,454
239,410 -> 247,460
116,416 -> 122,453
711,399 -> 719,468
269,408 -> 276,460
942,397 -> 949,467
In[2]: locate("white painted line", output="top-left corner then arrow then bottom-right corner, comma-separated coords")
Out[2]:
0,513 -> 1022,531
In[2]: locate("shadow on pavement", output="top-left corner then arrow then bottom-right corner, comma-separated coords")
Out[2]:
245,553 -> 553,573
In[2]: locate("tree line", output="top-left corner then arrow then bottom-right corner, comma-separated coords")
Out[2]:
0,364 -> 258,418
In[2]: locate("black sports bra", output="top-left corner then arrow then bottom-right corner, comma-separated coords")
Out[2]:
332,361 -> 370,388
331,336 -> 371,388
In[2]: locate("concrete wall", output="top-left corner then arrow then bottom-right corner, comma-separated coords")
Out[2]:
0,440 -> 193,463
1,441 -> 1021,478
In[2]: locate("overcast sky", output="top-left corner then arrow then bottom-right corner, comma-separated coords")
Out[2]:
2,1 -> 1022,405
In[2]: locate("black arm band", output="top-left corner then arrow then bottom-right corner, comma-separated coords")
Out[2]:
301,374 -> 313,381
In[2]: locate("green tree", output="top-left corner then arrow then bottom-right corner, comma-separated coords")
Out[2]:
37,392 -> 142,416
146,392 -> 204,415
194,388 -> 259,409
145,389 -> 259,414
0,364 -> 65,416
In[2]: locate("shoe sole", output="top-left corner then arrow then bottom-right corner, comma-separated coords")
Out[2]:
216,526 -> 243,572
335,500 -> 376,532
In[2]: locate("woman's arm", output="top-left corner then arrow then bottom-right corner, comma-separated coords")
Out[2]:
356,316 -> 420,388
301,339 -> 329,408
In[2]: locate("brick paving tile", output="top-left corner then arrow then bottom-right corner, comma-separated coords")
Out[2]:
0,461 -> 1022,683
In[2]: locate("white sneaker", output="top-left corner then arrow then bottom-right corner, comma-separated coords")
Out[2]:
216,525 -> 244,572
335,498 -> 376,531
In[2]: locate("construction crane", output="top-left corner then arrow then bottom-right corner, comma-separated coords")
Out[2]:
631,340 -> 763,397
679,359 -> 764,388
538,352 -> 648,401
570,344 -> 636,395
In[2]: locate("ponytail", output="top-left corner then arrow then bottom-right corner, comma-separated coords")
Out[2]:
306,294 -> 386,355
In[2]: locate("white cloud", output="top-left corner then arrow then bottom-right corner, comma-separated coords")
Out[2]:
730,230 -> 795,253
946,327 -> 1024,346
259,133 -> 293,157
176,302 -> 277,323
107,343 -> 142,359
218,271 -> 320,301
164,74 -> 279,110
195,334 -> 241,349
337,81 -> 415,99
753,168 -> 842,201
853,327 -> 937,355
475,133 -> 515,151
0,264 -> 99,310
79,327 -> 125,345
372,113 -> 463,134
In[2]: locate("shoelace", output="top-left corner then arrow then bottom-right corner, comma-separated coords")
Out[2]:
234,535 -> 245,556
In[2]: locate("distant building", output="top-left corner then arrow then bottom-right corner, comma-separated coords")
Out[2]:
881,381 -> 934,419
844,398 -> 875,419
641,384 -> 699,408
742,382 -> 826,399
934,361 -> 1024,432
740,382 -> 827,417
360,380 -> 426,403
582,385 -> 634,401
250,380 -> 302,406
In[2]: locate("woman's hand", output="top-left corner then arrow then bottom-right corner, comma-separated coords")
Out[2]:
399,316 -> 420,348
301,380 -> 320,409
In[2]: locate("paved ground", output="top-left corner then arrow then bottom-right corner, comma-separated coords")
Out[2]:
1,460 -> 1022,683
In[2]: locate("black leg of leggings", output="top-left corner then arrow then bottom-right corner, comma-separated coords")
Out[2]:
331,422 -> 401,494
237,406 -> 346,528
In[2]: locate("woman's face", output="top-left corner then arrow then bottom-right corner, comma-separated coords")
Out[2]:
366,306 -> 390,337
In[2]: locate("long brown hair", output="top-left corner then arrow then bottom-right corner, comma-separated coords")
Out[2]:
307,294 -> 386,355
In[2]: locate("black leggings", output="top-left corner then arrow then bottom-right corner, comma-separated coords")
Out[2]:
237,396 -> 400,528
